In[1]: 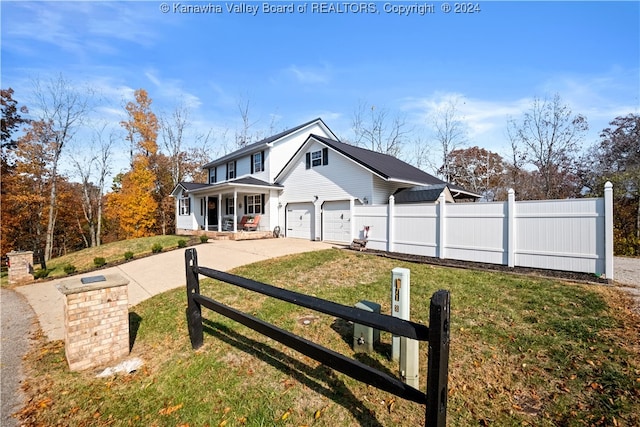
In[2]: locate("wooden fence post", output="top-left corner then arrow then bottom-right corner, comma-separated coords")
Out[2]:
185,248 -> 203,349
425,289 -> 450,427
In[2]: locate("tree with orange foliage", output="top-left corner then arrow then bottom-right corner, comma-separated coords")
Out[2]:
121,89 -> 159,162
108,89 -> 160,238
107,156 -> 158,238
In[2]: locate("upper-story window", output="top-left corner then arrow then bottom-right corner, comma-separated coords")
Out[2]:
252,151 -> 264,174
305,148 -> 329,169
209,167 -> 216,184
227,161 -> 236,180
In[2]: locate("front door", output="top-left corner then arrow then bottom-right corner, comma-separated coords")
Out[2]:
208,198 -> 218,229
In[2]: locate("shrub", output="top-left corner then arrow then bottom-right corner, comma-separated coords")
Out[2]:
93,257 -> 106,267
124,251 -> 134,261
63,265 -> 76,275
177,239 -> 187,248
199,235 -> 209,243
34,269 -> 51,279
151,243 -> 163,254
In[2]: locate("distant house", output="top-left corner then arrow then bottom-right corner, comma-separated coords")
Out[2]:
171,118 -> 479,243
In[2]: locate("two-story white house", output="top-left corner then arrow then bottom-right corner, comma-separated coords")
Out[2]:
171,118 -> 478,243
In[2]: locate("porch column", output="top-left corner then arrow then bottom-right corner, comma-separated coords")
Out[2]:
218,194 -> 222,232
233,190 -> 238,232
205,196 -> 209,232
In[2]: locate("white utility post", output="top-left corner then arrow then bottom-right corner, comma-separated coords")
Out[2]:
391,267 -> 419,389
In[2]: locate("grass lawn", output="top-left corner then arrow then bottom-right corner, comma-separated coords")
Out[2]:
18,249 -> 640,426
1,235 -> 197,286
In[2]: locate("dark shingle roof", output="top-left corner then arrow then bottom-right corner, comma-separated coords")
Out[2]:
310,135 -> 445,186
179,182 -> 211,191
173,177 -> 282,196
230,177 -> 283,188
202,118 -> 330,169
394,184 -> 448,203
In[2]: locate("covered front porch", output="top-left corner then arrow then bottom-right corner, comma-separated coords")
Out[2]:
185,177 -> 283,235
179,229 -> 275,241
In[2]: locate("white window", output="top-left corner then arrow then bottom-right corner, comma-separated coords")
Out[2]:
306,148 -> 328,169
227,161 -> 236,179
179,197 -> 190,216
226,198 -> 235,215
246,194 -> 262,215
311,150 -> 322,167
252,152 -> 264,173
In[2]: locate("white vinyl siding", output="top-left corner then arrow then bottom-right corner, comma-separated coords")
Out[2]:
267,122 -> 334,182
280,141 -> 374,204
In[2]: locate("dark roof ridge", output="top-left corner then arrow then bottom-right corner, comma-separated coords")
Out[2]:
202,117 -> 326,169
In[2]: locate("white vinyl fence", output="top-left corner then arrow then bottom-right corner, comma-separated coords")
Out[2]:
353,183 -> 614,279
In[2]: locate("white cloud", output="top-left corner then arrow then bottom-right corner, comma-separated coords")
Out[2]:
3,2 -> 163,59
144,70 -> 203,110
286,64 -> 332,84
401,92 -> 534,154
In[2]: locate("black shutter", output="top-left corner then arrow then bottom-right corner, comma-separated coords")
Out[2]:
226,164 -> 229,180
244,196 -> 248,214
305,152 -> 311,169
233,161 -> 237,178
261,193 -> 265,214
251,154 -> 254,174
322,147 -> 329,165
187,198 -> 191,215
260,151 -> 264,171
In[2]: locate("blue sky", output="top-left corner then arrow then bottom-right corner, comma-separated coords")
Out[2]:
2,1 -> 639,178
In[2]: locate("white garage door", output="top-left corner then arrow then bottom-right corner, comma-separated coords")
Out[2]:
323,200 -> 351,243
286,203 -> 314,240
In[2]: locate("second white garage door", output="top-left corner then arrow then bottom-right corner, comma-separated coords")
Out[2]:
323,200 -> 351,243
286,203 -> 314,240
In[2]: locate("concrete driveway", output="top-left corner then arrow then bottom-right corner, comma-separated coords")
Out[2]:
15,239 -> 334,342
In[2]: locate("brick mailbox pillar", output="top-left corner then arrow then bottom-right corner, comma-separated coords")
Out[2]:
57,274 -> 130,371
7,251 -> 34,285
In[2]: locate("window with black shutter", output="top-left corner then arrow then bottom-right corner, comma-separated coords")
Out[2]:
306,149 -> 328,169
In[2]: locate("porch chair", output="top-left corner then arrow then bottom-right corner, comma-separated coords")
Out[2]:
239,215 -> 261,231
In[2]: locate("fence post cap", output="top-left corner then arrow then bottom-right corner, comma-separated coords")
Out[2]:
604,181 -> 613,189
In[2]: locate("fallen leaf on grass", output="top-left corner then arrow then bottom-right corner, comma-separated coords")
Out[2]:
37,398 -> 53,408
386,397 -> 396,414
159,403 -> 183,416
218,420 -> 227,427
278,408 -> 292,421
313,405 -> 329,420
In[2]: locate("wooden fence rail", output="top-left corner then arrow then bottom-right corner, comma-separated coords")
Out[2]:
185,248 -> 450,426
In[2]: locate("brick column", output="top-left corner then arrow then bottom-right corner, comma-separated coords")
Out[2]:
57,274 -> 130,371
7,251 -> 34,285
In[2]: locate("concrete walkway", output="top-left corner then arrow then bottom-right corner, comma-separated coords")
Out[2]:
14,239 -> 334,342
